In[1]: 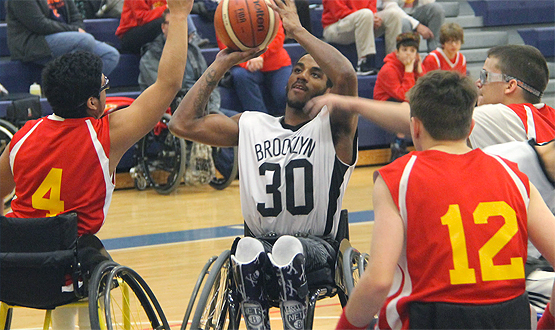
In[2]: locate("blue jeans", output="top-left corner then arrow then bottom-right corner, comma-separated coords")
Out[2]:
44,32 -> 120,75
230,65 -> 292,116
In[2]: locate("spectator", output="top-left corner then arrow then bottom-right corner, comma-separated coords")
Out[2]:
336,70 -> 555,330
382,0 -> 445,52
168,0 -> 358,328
6,0 -> 120,75
422,22 -> 466,75
217,22 -> 291,116
0,0 -> 192,327
373,32 -> 422,161
116,0 -> 206,54
322,0 -> 404,75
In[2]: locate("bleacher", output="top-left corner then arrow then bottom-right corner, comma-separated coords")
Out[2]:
1,0 -> 554,160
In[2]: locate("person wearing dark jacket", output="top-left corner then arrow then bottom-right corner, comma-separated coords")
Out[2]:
6,0 -> 120,74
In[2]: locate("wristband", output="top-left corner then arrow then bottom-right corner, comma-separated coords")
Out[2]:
336,308 -> 369,330
538,303 -> 555,330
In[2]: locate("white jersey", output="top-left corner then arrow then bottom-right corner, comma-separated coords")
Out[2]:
484,139 -> 555,259
238,108 -> 357,238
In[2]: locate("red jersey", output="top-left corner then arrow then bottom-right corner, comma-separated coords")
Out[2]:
7,115 -> 115,235
115,0 -> 167,37
505,103 -> 555,143
377,149 -> 530,329
422,48 -> 466,76
321,0 -> 376,29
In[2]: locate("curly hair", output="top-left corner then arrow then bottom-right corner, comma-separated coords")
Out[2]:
42,51 -> 103,118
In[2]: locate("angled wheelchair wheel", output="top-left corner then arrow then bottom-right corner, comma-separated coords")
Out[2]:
343,246 -> 368,296
89,260 -> 170,330
190,250 -> 237,330
137,114 -> 186,195
0,119 -> 18,208
209,146 -> 238,190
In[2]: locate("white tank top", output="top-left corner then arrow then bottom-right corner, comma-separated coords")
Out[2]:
238,108 -> 356,238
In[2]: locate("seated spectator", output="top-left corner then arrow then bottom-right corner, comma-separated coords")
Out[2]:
373,32 -> 421,161
116,0 -> 206,54
422,22 -> 466,75
217,22 -> 291,116
322,0 -> 404,75
382,0 -> 445,52
6,0 -> 120,75
140,8 -> 221,114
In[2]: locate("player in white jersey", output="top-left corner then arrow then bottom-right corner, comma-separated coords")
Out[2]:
168,0 -> 358,328
484,139 -> 555,315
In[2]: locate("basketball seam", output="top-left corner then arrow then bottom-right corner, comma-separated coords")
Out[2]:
260,0 -> 276,49
222,0 -> 249,51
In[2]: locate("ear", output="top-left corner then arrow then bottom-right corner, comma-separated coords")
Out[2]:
504,79 -> 519,96
410,116 -> 422,139
85,97 -> 101,117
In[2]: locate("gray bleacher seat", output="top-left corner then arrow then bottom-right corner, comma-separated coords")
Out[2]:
84,18 -> 121,49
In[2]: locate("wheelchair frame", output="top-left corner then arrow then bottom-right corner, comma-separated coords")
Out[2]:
0,214 -> 169,330
182,210 -> 369,330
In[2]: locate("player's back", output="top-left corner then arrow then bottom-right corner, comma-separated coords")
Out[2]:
377,149 -> 530,329
7,115 -> 114,235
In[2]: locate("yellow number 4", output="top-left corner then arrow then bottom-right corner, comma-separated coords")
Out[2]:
441,201 -> 524,285
32,168 -> 65,216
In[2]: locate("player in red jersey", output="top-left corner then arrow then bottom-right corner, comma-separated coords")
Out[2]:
422,22 -> 466,76
334,71 -> 555,329
0,0 -> 192,328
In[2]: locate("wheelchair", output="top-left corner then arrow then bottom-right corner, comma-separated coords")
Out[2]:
0,213 -> 169,330
0,118 -> 19,208
181,210 -> 369,330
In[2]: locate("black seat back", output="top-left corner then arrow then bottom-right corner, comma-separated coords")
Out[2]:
0,213 -> 81,309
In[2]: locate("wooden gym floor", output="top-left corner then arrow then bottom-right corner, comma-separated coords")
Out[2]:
7,150 -> 384,329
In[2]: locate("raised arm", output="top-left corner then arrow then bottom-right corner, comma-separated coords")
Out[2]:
168,47 -> 259,146
107,0 -> 192,172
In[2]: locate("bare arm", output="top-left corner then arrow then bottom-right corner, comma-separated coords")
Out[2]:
528,183 -> 555,269
168,48 -> 259,146
342,175 -> 405,327
107,0 -> 193,173
305,94 -> 412,136
0,146 -> 14,215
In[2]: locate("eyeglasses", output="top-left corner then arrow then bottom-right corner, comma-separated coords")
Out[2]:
99,76 -> 110,96
479,69 -> 542,98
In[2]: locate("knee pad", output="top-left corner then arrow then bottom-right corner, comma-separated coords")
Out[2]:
269,236 -> 308,330
231,237 -> 270,330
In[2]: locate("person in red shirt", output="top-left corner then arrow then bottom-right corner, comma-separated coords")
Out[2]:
217,22 -> 292,116
116,0 -> 167,53
321,0 -> 404,75
373,31 -> 422,161
422,22 -> 466,76
336,70 -> 555,330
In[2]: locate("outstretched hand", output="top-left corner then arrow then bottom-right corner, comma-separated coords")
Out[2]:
268,0 -> 303,40
304,94 -> 350,118
215,47 -> 266,69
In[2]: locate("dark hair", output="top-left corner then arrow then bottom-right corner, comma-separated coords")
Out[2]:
487,45 -> 548,103
396,32 -> 420,50
408,71 -> 477,141
163,8 -> 170,21
42,51 -> 103,118
440,22 -> 464,45
295,54 -> 333,89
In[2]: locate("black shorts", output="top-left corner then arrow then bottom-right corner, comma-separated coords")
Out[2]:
408,293 -> 531,329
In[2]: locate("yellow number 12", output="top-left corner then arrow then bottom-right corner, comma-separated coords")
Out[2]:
441,201 -> 524,285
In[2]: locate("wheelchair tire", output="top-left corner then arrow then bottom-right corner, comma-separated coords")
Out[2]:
343,246 -> 365,296
0,119 -> 18,208
137,114 -> 187,195
89,260 -> 170,330
209,146 -> 238,191
190,250 -> 234,330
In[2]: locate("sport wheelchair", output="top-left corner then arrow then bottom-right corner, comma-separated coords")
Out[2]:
0,213 -> 169,330
181,210 -> 368,330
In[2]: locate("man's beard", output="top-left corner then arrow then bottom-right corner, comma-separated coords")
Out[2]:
286,87 -> 327,111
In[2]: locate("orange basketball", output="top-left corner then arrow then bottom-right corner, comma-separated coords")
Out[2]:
214,0 -> 280,51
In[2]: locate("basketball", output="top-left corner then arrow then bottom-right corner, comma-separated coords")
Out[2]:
214,0 -> 280,51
